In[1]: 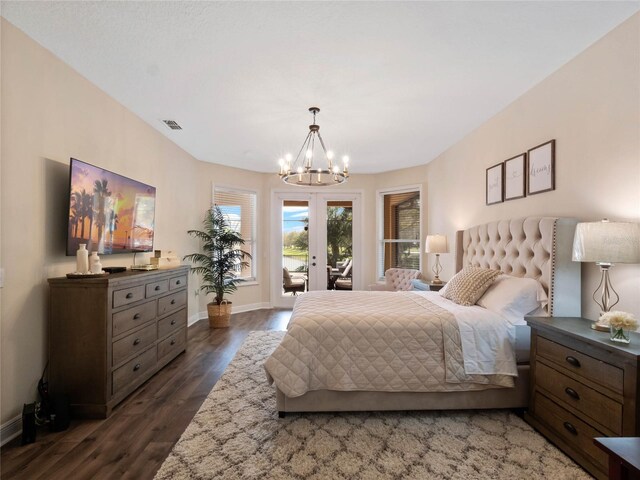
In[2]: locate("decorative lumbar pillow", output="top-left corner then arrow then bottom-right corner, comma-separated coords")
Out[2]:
477,274 -> 548,323
411,279 -> 430,291
440,266 -> 502,306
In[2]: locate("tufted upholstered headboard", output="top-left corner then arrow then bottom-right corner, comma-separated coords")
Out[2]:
455,217 -> 581,316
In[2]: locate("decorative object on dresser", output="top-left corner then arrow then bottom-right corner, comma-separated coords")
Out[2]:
425,234 -> 448,284
504,153 -> 527,201
572,219 -> 640,330
151,250 -> 181,269
486,162 -> 504,205
75,243 -> 89,274
184,206 -> 251,328
527,139 -> 555,195
525,316 -> 640,480
48,266 -> 189,418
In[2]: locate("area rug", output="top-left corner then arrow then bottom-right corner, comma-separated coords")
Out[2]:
154,331 -> 590,480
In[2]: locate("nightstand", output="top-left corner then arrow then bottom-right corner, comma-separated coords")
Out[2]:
525,317 -> 640,480
426,282 -> 446,292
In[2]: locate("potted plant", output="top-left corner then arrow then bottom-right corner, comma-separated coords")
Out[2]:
184,206 -> 251,328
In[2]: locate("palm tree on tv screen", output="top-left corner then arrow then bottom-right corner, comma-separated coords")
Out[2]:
93,179 -> 112,252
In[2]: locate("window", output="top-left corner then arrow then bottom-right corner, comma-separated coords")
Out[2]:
378,187 -> 421,278
213,187 -> 257,281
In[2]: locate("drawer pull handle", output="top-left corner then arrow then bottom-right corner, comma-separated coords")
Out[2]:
563,421 -> 578,436
171,319 -> 176,325
126,293 -> 133,299
564,387 -> 580,400
133,363 -> 141,372
170,299 -> 176,305
133,338 -> 141,346
155,285 -> 161,291
133,313 -> 141,320
170,339 -> 176,346
176,280 -> 181,285
565,356 -> 581,368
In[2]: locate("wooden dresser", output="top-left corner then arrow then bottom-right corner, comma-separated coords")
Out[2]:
525,317 -> 640,480
48,266 -> 189,418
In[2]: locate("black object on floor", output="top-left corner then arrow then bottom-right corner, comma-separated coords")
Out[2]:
21,403 -> 36,445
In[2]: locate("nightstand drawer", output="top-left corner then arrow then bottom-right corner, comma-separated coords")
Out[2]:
537,336 -> 623,394
535,392 -> 608,473
536,361 -> 622,435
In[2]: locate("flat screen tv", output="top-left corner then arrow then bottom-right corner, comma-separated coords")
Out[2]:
66,158 -> 156,255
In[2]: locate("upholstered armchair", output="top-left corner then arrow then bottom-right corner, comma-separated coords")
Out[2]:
283,268 -> 306,295
368,268 -> 421,291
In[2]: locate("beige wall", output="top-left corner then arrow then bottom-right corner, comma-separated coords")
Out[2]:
0,19 -> 266,425
424,13 -> 640,320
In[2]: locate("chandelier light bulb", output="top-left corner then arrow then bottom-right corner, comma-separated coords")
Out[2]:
342,155 -> 349,165
327,151 -> 335,160
297,166 -> 303,173
332,165 -> 340,173
285,153 -> 292,162
306,149 -> 313,159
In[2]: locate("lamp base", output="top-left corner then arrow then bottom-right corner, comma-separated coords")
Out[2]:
431,278 -> 443,285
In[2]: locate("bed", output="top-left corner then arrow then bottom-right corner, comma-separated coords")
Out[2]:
265,217 -> 581,415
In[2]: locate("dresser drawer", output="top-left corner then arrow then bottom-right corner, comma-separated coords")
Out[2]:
158,290 -> 187,316
536,361 -> 622,435
112,300 -> 156,337
113,285 -> 145,308
157,327 -> 186,362
146,279 -> 169,298
158,309 -> 186,339
537,336 -> 623,394
112,323 -> 157,366
534,392 -> 608,473
169,275 -> 187,290
112,346 -> 157,395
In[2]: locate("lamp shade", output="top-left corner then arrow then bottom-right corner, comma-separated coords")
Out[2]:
425,234 -> 449,254
572,221 -> 640,264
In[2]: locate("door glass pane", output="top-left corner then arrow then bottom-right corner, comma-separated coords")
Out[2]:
326,201 -> 353,290
282,201 -> 308,296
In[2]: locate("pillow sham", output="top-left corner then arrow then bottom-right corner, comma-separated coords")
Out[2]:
439,266 -> 501,306
477,274 -> 548,323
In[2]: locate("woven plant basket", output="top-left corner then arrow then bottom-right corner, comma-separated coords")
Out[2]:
207,301 -> 232,328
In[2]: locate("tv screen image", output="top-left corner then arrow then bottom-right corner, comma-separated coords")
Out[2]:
67,158 -> 156,255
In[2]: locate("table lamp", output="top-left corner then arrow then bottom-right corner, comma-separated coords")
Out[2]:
425,234 -> 449,284
572,219 -> 640,330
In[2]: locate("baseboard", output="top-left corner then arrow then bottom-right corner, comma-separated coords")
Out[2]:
1,415 -> 22,446
188,302 -> 273,326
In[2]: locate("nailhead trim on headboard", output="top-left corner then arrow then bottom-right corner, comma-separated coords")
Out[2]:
456,217 -> 558,315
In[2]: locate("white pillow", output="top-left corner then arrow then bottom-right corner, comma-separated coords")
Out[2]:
477,274 -> 548,323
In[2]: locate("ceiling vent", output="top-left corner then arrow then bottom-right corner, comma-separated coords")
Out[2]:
162,120 -> 182,130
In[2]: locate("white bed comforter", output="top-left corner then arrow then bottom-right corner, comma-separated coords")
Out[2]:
264,291 -> 517,398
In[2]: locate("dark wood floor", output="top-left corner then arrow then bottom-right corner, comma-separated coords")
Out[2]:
1,308 -> 291,480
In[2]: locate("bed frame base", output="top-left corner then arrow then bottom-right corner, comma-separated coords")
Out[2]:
277,365 -> 529,415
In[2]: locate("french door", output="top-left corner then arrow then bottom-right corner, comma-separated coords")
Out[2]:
271,191 -> 362,308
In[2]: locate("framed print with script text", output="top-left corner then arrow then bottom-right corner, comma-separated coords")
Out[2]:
504,153 -> 526,201
527,140 -> 555,195
486,162 -> 503,205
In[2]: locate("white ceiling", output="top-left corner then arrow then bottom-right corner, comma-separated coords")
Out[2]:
2,1 -> 638,173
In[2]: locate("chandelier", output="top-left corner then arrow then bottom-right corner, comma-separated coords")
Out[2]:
278,107 -> 350,186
